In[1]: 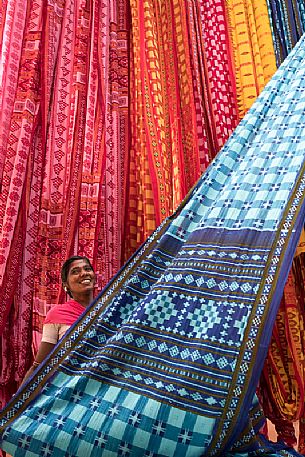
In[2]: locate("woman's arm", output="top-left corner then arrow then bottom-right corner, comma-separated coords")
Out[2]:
21,341 -> 56,385
20,323 -> 60,386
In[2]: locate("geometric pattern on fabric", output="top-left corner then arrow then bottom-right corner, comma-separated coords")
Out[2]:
45,232 -> 275,424
169,34 -> 305,238
2,33 -> 305,457
0,376 -> 214,457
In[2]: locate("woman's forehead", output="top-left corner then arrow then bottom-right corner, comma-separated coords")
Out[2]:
68,259 -> 90,271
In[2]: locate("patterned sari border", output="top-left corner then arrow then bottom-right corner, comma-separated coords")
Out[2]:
209,167 -> 305,454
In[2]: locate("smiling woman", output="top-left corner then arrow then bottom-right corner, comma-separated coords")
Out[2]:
21,256 -> 96,385
61,256 -> 96,306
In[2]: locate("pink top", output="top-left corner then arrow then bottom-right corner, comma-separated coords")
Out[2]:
41,300 -> 86,344
44,299 -> 86,326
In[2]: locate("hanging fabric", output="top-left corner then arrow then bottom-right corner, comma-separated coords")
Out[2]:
0,0 -> 130,406
225,0 -> 277,117
123,0 -> 239,260
253,1 -> 305,446
266,0 -> 305,65
1,30 -> 305,457
258,266 -> 305,451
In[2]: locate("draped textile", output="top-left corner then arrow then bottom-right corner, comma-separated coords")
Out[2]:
186,0 -> 239,159
123,0 -> 239,260
258,270 -> 305,449
256,1 -> 305,446
0,0 -> 129,406
266,0 -> 305,65
1,0 -> 305,448
225,1 -> 305,445
225,0 -> 277,118
0,0 -> 240,410
259,255 -> 305,453
1,32 -> 305,457
44,300 -> 87,326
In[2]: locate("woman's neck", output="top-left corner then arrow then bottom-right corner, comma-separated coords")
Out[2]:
71,293 -> 93,308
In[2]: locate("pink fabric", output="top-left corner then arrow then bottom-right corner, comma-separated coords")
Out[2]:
0,0 -> 130,412
44,300 -> 86,326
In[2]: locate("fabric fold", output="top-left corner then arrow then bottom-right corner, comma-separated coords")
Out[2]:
2,21 -> 305,457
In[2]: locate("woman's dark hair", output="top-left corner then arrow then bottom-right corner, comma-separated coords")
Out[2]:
61,255 -> 94,285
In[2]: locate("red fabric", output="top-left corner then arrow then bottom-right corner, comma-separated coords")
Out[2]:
44,300 -> 86,326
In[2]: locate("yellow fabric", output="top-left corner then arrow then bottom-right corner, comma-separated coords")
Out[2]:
226,0 -> 277,117
126,0 -> 202,259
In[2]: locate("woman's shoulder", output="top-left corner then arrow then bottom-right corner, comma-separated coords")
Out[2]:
44,300 -> 85,325
44,302 -> 69,323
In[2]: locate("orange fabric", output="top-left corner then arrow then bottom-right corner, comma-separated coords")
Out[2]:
124,0 -> 239,260
295,228 -> 305,257
225,0 -> 277,117
259,265 -> 305,448
124,0 -> 202,259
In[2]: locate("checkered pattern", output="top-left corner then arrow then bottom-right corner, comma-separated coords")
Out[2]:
170,37 -> 305,239
1,378 -> 214,457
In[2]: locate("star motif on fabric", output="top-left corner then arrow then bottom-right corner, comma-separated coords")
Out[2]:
178,429 -> 193,444
152,420 -> 166,436
118,441 -> 131,456
128,411 -> 141,426
108,404 -> 120,417
18,435 -> 31,449
41,443 -> 54,457
90,398 -> 101,409
94,431 -> 108,447
54,416 -> 66,429
73,424 -> 86,438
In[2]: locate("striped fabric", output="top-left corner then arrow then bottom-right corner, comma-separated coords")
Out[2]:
226,0 -> 277,117
1,29 -> 305,457
266,0 -> 305,65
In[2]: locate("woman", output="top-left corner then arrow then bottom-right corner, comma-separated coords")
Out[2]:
23,255 -> 96,383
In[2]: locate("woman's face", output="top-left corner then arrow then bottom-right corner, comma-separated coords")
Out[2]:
64,259 -> 95,298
